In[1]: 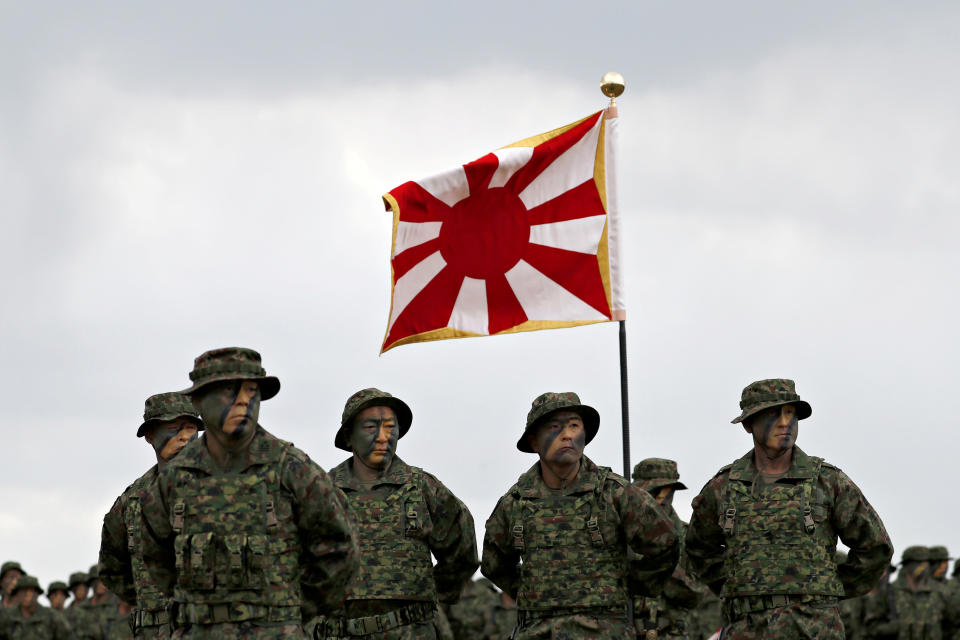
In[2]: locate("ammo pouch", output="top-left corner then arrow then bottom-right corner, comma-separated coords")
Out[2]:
175,532 -> 267,590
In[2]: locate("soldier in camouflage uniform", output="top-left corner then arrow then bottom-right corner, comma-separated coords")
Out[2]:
864,546 -> 949,640
686,379 -> 893,639
65,572 -> 99,640
0,563 -> 24,610
482,392 -> 680,639
0,576 -> 73,640
835,551 -> 866,640
443,578 -> 506,640
317,388 -> 478,639
45,582 -> 69,612
89,564 -> 122,639
631,458 -> 703,639
100,391 -> 203,639
139,347 -> 359,639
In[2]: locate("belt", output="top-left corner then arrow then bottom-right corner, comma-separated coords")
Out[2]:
174,602 -> 301,625
320,602 -> 436,637
517,605 -> 626,628
726,594 -> 838,620
130,608 -> 170,631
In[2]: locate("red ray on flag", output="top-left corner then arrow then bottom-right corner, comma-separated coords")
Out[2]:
380,110 -> 625,353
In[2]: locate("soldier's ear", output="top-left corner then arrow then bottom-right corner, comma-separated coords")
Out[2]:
527,432 -> 540,454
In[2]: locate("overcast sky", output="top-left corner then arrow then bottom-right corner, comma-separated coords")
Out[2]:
2,2 -> 958,592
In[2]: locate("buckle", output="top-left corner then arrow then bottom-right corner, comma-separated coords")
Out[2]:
512,524 -> 525,550
587,516 -> 603,546
802,506 -> 815,533
722,507 -> 736,534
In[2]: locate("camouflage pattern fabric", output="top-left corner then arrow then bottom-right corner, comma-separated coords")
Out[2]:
100,464 -> 173,638
686,446 -> 893,635
516,392 -> 599,453
729,378 -> 812,425
139,425 -> 359,639
687,589 -> 722,639
720,600 -> 845,639
482,455 -> 679,628
510,613 -> 634,640
326,456 -> 478,637
0,604 -> 74,640
632,510 -> 702,639
443,578 -> 502,640
862,569 -> 950,640
64,601 -> 100,640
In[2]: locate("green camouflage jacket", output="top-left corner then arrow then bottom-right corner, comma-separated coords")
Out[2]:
686,446 -> 893,600
863,574 -> 950,640
481,455 -> 679,611
0,605 -> 73,640
100,465 -> 165,609
64,602 -> 99,640
443,578 -> 500,640
139,425 -> 359,622
331,456 -> 479,608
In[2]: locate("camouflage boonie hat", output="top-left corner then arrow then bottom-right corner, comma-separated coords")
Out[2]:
181,347 -> 280,400
335,388 -> 412,451
0,561 -> 23,578
67,572 -> 88,589
731,378 -> 812,424
87,564 -> 100,584
137,391 -> 203,437
901,546 -> 930,564
12,575 -> 42,595
631,458 -> 688,492
47,581 -> 69,594
517,392 -> 599,453
929,546 -> 952,561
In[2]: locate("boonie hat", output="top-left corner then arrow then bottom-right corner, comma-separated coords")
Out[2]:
517,392 -> 599,453
137,392 -> 203,438
731,378 -> 812,424
12,575 -> 42,595
181,347 -> 280,400
632,458 -> 688,492
335,388 -> 412,451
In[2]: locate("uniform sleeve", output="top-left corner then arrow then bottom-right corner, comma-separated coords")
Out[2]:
283,452 -> 359,615
480,494 -> 520,599
98,494 -> 135,604
137,467 -> 178,599
423,474 -> 480,604
684,475 -> 727,596
617,482 -> 681,598
827,469 -> 894,598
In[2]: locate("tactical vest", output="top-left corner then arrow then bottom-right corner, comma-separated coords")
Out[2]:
718,457 -> 844,598
510,467 -> 627,611
341,466 -> 435,601
169,445 -> 302,625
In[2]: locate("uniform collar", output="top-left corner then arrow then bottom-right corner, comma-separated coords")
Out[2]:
516,455 -> 602,498
728,445 -> 815,481
332,455 -> 414,491
171,425 -> 277,474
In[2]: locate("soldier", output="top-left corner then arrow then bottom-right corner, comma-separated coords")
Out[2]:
45,583 -> 69,612
631,458 -> 703,639
0,563 -> 24,609
685,378 -> 893,639
100,391 -> 202,639
864,546 -> 948,639
0,576 -> 73,640
835,551 -> 865,640
929,547 -> 951,585
318,388 -> 478,639
64,571 -> 99,640
88,564 -> 119,639
482,392 -> 680,639
140,346 -> 359,639
443,578 -> 499,640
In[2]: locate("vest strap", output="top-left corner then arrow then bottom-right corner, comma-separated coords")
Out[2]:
172,502 -> 185,535
343,602 -> 435,636
131,608 -> 170,632
721,507 -> 736,535
265,500 -> 278,533
175,603 -> 301,625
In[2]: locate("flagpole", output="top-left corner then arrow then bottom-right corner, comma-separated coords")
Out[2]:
601,72 -> 630,481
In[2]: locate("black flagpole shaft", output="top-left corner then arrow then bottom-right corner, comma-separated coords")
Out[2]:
619,319 -> 630,479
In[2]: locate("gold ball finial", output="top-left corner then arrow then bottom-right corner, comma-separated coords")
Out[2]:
601,72 -> 625,101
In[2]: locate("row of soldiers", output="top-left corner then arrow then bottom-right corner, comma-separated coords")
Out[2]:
0,347 -> 933,639
0,561 -> 138,640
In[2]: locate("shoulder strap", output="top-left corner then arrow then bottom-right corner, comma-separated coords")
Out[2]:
509,487 -> 525,554
799,456 -> 823,534
586,467 -> 611,547
264,442 -> 292,533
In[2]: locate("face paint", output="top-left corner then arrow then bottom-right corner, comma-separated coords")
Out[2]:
654,486 -> 675,508
350,406 -> 399,472
197,380 -> 260,445
911,562 -> 929,582
48,591 -> 66,610
532,411 -> 586,466
71,585 -> 87,602
748,404 -> 798,456
20,588 -> 37,608
933,561 -> 948,580
148,417 -> 199,461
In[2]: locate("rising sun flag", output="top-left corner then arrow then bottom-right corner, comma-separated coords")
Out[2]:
381,109 -> 624,353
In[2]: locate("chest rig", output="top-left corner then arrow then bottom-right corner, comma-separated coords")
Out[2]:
718,456 -> 843,598
168,443 -> 302,624
340,465 -> 435,602
124,472 -> 167,613
510,467 -> 627,611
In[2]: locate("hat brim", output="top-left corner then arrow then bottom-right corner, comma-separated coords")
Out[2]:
13,584 -> 42,596
517,405 -> 600,453
334,396 -> 412,451
731,399 -> 812,424
136,414 -> 204,438
181,375 -> 280,401
635,479 -> 688,492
